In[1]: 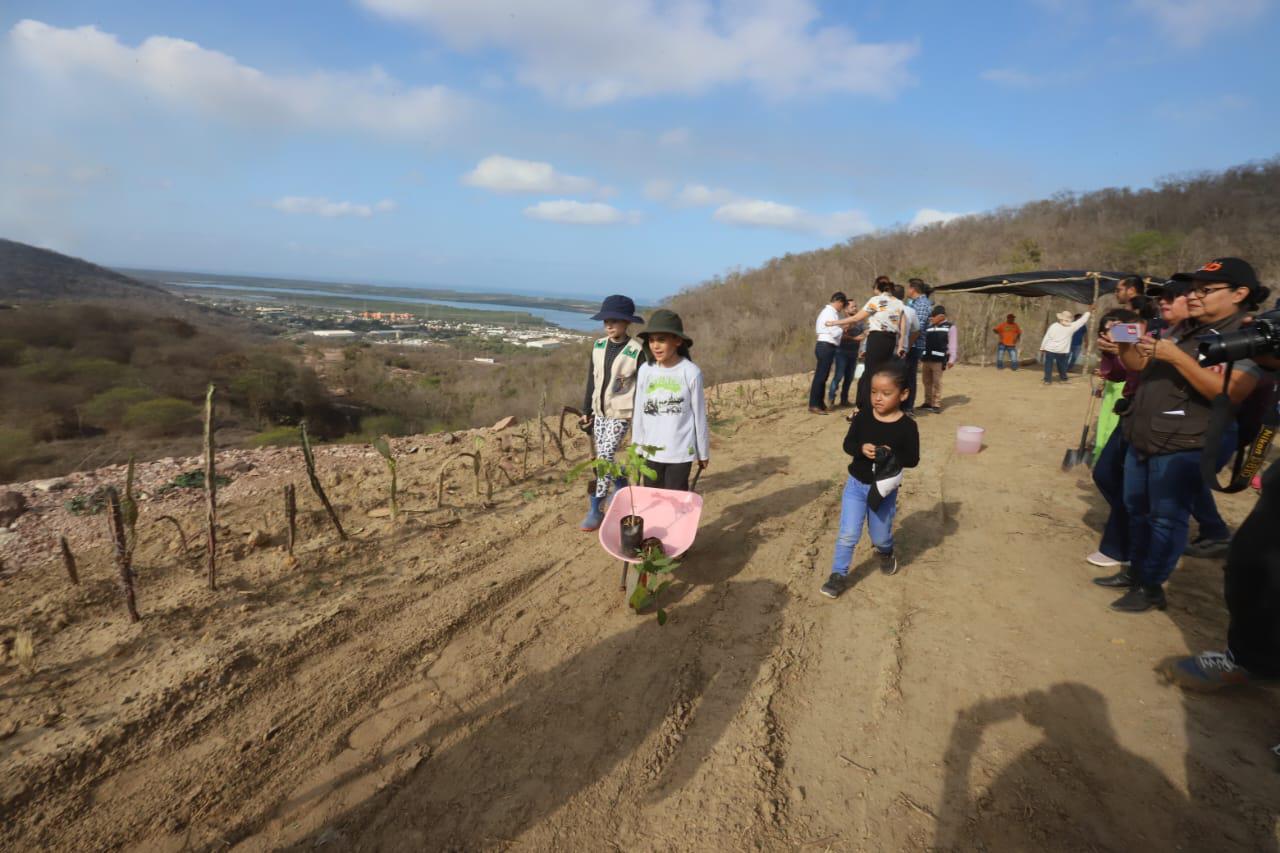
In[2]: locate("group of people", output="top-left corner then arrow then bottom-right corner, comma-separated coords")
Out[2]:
575,294 -> 709,532
809,277 -> 958,418
989,309 -> 1091,381
1075,259 -> 1279,690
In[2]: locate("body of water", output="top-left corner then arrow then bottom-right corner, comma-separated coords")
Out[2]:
169,281 -> 600,331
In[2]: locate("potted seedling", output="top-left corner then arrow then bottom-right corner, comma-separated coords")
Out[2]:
630,537 -> 680,625
567,442 -> 661,555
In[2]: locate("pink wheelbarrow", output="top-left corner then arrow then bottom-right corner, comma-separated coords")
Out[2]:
598,471 -> 704,600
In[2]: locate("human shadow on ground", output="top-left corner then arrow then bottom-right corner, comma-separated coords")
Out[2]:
836,499 -> 961,595
1072,468 -> 1280,849
698,455 -> 792,494
932,683 -> 1217,851
673,480 -> 830,588
281,579 -> 788,850
939,394 -> 971,410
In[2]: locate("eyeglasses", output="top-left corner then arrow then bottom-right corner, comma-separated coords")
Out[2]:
1190,284 -> 1236,298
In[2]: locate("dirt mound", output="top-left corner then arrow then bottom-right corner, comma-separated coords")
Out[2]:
1,368 -> 1276,850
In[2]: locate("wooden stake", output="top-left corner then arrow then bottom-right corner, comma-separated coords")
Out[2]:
538,390 -> 547,466
284,484 -> 296,556
300,420 -> 347,540
203,384 -> 218,591
58,536 -> 79,586
105,487 -> 140,622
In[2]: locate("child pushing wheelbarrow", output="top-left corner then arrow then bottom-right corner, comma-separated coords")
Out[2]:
573,310 -> 710,623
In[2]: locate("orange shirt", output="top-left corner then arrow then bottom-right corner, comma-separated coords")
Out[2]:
994,322 -> 1021,347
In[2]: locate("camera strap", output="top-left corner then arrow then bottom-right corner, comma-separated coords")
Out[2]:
1203,362 -> 1279,493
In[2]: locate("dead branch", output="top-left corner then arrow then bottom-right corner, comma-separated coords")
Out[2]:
156,515 -> 189,557
58,536 -> 79,586
300,420 -> 347,540
436,451 -> 482,507
105,487 -> 140,622
203,384 -> 218,591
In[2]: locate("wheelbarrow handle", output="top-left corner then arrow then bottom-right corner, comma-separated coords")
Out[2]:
691,467 -> 703,493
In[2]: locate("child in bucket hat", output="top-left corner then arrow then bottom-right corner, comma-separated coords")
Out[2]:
631,309 -> 709,491
578,295 -> 646,531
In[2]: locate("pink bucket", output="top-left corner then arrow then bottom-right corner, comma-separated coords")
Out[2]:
955,426 -> 984,454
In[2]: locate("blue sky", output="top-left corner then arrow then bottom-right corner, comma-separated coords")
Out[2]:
1,1 -> 1277,299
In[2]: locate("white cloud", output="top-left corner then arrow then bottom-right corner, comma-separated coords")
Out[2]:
1131,0 -> 1268,47
676,183 -> 737,207
658,127 -> 690,146
910,208 -> 971,229
359,0 -> 918,106
8,19 -> 466,137
713,199 -> 873,237
272,196 -> 397,217
523,199 -> 640,225
979,68 -> 1044,89
643,179 -> 676,201
462,155 -> 597,194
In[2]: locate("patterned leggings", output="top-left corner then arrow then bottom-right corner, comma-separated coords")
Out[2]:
593,416 -> 630,498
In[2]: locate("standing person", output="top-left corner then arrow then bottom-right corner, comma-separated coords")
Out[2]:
808,292 -> 848,415
1067,316 -> 1087,370
577,295 -> 645,531
1102,258 -> 1265,613
820,362 -> 920,599
828,306 -> 864,409
829,278 -> 907,413
1092,309 -> 1140,464
993,314 -> 1022,370
903,279 -> 933,413
1039,309 -> 1091,384
631,309 -> 709,490
919,305 -> 958,413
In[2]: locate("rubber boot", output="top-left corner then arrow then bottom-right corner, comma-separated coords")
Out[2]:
579,493 -> 605,531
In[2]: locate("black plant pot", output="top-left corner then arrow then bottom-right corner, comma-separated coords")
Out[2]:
620,514 -> 644,556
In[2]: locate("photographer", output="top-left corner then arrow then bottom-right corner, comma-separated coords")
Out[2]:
1105,258 -> 1266,614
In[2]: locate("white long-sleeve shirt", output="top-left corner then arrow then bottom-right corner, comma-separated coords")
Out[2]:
1039,312 -> 1090,354
816,304 -> 843,346
631,359 -> 710,464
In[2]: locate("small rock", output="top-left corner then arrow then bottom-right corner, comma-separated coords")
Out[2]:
29,478 -> 68,493
491,416 -> 518,432
246,529 -> 271,549
0,719 -> 18,740
0,490 -> 27,527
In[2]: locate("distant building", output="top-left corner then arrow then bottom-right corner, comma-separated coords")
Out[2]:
473,357 -> 496,364
312,330 -> 356,338
524,338 -> 564,349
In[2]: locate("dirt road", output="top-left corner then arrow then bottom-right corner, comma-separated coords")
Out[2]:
2,366 -> 1276,850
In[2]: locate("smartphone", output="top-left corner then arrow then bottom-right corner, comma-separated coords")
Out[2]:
1109,322 -> 1143,343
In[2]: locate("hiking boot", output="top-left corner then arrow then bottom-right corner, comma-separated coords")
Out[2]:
1160,651 -> 1267,692
1110,584 -> 1166,613
1087,551 -> 1128,568
1184,535 -> 1231,559
820,573 -> 847,599
878,550 -> 898,575
1092,569 -> 1135,588
579,494 -> 605,532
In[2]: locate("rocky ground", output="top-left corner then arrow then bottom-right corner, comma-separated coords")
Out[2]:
0,367 -> 1276,851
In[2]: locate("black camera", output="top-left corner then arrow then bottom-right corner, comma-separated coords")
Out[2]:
1198,309 -> 1280,366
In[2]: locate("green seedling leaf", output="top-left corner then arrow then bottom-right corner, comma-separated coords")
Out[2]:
372,436 -> 392,460
655,580 -> 672,596
656,609 -> 668,626
628,585 -> 654,611
521,489 -> 536,501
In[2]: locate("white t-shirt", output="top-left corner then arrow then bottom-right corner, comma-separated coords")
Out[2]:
631,359 -> 710,464
903,304 -> 920,347
816,304 -> 843,346
862,294 -> 906,334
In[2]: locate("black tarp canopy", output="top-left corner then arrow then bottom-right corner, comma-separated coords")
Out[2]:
932,270 -> 1156,304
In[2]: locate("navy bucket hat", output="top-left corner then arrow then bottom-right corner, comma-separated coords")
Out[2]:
590,294 -> 644,324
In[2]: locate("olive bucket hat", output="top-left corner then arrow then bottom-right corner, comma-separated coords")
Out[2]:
638,309 -> 692,348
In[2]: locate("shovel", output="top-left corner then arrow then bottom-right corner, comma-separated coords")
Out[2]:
1062,377 -> 1100,470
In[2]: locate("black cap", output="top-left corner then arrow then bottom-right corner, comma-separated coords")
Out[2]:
1145,279 -> 1193,299
590,294 -> 643,324
1170,257 -> 1260,290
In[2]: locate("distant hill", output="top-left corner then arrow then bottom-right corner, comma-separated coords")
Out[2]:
0,239 -> 176,303
668,157 -> 1280,381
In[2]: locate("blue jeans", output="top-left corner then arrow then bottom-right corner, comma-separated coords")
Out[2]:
831,476 -> 897,574
1190,422 -> 1237,541
1093,429 -> 1129,561
810,342 -> 837,409
828,349 -> 856,403
1123,447 -> 1202,587
1043,352 -> 1069,382
996,344 -> 1019,369
1068,344 -> 1083,370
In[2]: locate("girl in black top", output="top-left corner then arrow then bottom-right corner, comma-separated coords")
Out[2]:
821,362 -> 920,599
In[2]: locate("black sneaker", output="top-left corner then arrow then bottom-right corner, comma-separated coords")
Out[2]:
1110,585 -> 1167,613
1184,535 -> 1231,559
878,550 -> 898,575
1092,569 -> 1135,589
820,573 -> 847,599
